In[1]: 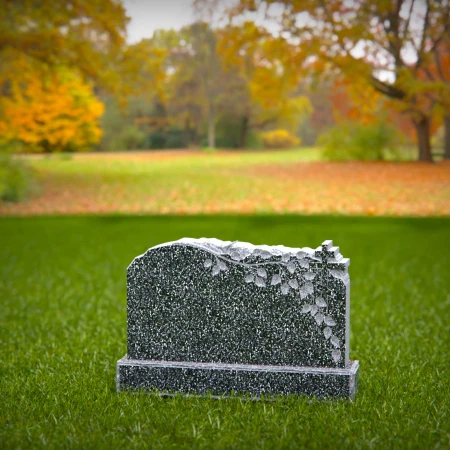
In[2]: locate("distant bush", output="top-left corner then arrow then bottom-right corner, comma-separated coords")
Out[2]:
245,131 -> 264,149
262,129 -> 301,149
164,128 -> 186,149
117,126 -> 147,150
0,155 -> 33,202
319,121 -> 400,161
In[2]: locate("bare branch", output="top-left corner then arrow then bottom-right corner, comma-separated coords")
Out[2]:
416,0 -> 430,69
401,0 -> 415,40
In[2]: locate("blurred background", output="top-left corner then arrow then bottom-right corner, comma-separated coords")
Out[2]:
0,0 -> 449,214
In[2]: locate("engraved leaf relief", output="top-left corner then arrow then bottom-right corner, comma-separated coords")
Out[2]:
202,247 -> 343,365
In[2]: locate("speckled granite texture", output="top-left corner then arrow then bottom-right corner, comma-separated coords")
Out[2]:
117,239 -> 359,399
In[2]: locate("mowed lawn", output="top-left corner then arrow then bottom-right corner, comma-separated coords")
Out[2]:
1,149 -> 450,216
1,215 -> 449,449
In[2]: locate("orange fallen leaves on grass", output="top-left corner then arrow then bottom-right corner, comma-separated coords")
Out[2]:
1,159 -> 449,217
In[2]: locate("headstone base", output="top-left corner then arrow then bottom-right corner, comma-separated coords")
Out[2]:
117,357 -> 359,400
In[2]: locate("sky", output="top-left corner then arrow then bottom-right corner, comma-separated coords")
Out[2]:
123,0 -> 196,43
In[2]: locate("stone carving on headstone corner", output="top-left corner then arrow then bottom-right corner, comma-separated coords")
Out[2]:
117,238 -> 359,399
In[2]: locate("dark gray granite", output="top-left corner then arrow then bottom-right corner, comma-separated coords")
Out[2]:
117,239 -> 359,398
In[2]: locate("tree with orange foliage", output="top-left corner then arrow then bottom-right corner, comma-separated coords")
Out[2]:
0,61 -> 104,152
230,0 -> 450,161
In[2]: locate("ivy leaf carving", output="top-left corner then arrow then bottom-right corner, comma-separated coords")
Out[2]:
217,260 -> 227,271
299,281 -> 314,300
330,335 -> 340,348
281,283 -> 290,295
323,327 -> 332,339
287,261 -> 296,274
257,267 -> 267,278
301,304 -> 312,313
288,279 -> 299,289
303,272 -> 316,280
299,260 -> 309,269
212,265 -> 220,276
315,297 -> 327,307
271,274 -> 281,285
332,349 -> 341,363
310,305 -> 319,316
314,312 -> 324,325
204,259 -> 213,268
244,273 -> 254,283
281,253 -> 291,263
255,276 -> 266,287
324,316 -> 336,326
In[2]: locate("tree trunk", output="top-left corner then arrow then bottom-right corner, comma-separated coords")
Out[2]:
444,115 -> 450,160
184,118 -> 191,147
207,102 -> 215,148
239,116 -> 249,148
414,116 -> 433,162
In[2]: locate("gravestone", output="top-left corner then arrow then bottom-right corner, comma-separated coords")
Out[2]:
117,238 -> 359,399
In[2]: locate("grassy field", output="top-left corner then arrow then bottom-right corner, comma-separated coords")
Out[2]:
1,148 -> 449,216
1,215 -> 449,449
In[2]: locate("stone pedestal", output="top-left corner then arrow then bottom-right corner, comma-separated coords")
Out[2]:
117,358 -> 359,399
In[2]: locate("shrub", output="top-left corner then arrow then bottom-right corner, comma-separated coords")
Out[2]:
117,126 -> 147,150
0,155 -> 33,202
319,121 -> 400,161
165,128 -> 186,149
262,129 -> 301,149
245,131 -> 264,150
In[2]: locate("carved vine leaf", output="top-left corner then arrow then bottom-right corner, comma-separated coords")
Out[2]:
205,256 -> 229,276
301,304 -> 312,313
330,335 -> 340,348
271,274 -> 281,285
255,276 -> 266,287
332,349 -> 341,363
324,316 -> 336,326
204,248 -> 343,365
257,268 -> 267,278
281,283 -> 290,295
314,312 -> 324,325
245,273 -> 254,283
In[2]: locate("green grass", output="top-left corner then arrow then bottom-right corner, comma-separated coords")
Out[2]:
5,147 -> 447,217
1,215 -> 449,449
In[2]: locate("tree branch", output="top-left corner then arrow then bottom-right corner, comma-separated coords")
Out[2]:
416,0 -> 430,69
370,75 -> 406,99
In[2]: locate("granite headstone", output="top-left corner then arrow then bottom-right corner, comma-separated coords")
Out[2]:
117,238 -> 359,398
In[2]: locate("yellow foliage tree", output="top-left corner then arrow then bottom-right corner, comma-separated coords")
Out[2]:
218,22 -> 312,146
0,64 -> 104,152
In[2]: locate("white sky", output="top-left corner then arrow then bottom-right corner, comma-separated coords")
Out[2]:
124,0 -> 196,43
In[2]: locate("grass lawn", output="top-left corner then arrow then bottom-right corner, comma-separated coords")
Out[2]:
1,148 -> 449,216
1,215 -> 449,449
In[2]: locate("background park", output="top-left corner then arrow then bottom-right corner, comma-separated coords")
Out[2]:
0,0 -> 449,448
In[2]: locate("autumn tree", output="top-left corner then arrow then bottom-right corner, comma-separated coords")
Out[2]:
231,0 -> 450,161
169,23 -> 223,148
0,60 -> 104,152
0,0 -> 128,93
420,38 -> 450,158
218,22 -> 311,147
